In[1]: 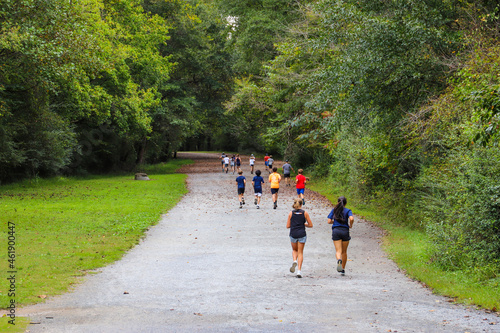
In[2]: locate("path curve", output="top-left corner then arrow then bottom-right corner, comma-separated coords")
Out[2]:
20,152 -> 499,332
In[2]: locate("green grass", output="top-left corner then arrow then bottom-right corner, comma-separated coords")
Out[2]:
0,159 -> 192,308
0,316 -> 30,332
309,179 -> 500,311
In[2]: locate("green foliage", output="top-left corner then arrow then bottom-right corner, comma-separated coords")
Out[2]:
0,0 -> 234,180
216,0 -> 301,76
417,147 -> 500,278
398,5 -> 500,279
454,45 -> 500,146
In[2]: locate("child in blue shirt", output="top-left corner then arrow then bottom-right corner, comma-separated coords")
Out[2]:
327,196 -> 354,275
235,170 -> 246,208
252,170 -> 265,209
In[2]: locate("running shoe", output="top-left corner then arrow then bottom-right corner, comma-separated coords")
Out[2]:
341,270 -> 345,276
239,202 -> 242,209
297,270 -> 302,278
256,205 -> 260,209
254,198 -> 257,205
242,198 -> 245,205
337,259 -> 343,272
302,199 -> 305,205
273,202 -> 277,209
290,261 -> 297,273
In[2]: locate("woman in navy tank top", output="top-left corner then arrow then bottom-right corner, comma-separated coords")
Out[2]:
286,198 -> 313,278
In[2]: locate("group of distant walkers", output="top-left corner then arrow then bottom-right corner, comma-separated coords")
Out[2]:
219,152 -> 354,279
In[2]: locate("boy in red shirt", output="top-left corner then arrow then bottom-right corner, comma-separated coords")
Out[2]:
295,169 -> 307,205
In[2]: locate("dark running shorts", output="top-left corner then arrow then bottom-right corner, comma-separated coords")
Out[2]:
271,188 -> 279,195
238,188 -> 245,195
283,173 -> 290,178
332,227 -> 351,241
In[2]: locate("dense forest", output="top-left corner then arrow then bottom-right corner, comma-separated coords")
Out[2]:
1,1 -> 499,285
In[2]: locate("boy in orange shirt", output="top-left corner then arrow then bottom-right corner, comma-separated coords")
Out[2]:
269,167 -> 282,209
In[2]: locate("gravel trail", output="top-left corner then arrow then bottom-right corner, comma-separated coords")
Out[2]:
19,153 -> 499,332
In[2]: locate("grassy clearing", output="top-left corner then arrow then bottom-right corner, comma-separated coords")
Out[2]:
308,179 -> 500,311
0,159 -> 192,308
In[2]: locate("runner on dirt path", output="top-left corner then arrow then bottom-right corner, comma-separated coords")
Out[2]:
282,160 -> 294,186
252,169 -> 265,209
223,155 -> 230,173
229,154 -> 235,174
249,154 -> 256,174
269,166 -> 281,209
267,155 -> 274,174
220,152 -> 226,172
295,169 -> 307,205
327,196 -> 354,276
235,154 -> 242,172
287,198 -> 313,278
264,153 -> 270,169
235,170 -> 246,208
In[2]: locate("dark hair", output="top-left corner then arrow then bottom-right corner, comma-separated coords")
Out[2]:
333,196 -> 347,224
255,170 -> 261,176
238,170 -> 243,175
272,167 -> 277,172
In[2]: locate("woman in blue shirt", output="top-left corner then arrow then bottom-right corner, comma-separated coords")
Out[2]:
327,196 -> 354,275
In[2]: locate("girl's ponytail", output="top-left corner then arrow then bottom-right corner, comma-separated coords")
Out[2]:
333,196 -> 347,224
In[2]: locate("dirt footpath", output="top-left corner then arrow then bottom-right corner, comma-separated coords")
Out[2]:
20,153 -> 499,332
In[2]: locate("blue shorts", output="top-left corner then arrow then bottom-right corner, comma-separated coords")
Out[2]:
237,188 -> 245,195
296,188 -> 305,195
332,227 -> 351,241
265,161 -> 268,166
254,187 -> 262,194
271,188 -> 279,195
290,235 -> 307,243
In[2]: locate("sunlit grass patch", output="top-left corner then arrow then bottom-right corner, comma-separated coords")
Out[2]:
0,316 -> 30,332
0,159 -> 192,308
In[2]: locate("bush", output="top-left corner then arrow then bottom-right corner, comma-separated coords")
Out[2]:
418,147 -> 500,278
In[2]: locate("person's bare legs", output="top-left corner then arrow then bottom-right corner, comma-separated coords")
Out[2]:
341,241 -> 349,269
291,242 -> 298,262
297,242 -> 305,271
333,240 -> 350,269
